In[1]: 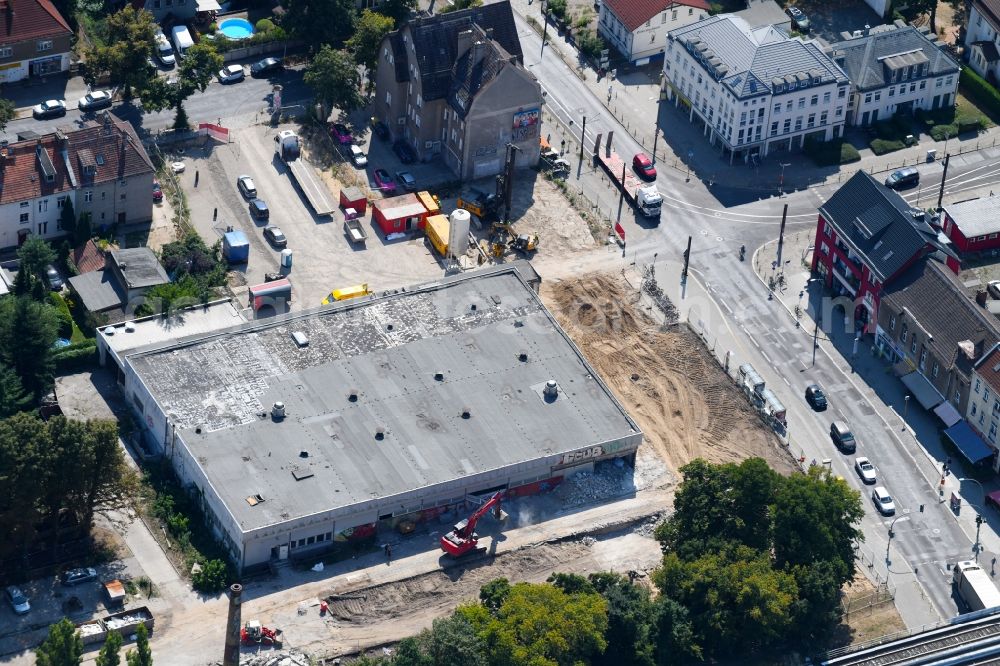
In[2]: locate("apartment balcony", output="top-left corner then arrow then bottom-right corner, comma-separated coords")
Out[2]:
832,261 -> 861,294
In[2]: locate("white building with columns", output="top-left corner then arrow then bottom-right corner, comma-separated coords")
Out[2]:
662,14 -> 850,162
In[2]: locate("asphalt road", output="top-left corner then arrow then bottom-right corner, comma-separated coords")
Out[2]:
514,10 -> 1000,623
3,67 -> 311,141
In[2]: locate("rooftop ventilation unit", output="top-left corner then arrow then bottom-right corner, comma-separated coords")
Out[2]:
271,401 -> 286,421
348,389 -> 359,403
291,331 -> 308,347
543,380 -> 559,401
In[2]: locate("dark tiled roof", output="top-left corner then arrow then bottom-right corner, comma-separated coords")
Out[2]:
974,40 -> 1000,63
0,113 -> 154,205
393,0 -> 523,102
820,171 -> 939,282
389,31 -> 408,83
604,0 -> 710,32
0,0 -> 71,43
109,247 -> 168,289
450,28 -> 512,117
828,24 -> 959,92
883,259 -> 1000,377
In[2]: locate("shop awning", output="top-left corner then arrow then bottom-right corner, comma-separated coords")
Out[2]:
987,489 -> 1000,511
934,400 -> 963,427
944,421 -> 994,465
900,371 -> 945,409
196,0 -> 221,11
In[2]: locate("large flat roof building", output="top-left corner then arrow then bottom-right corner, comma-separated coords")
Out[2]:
100,264 -> 641,571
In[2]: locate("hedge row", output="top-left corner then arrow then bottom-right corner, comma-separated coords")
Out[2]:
870,138 -> 906,155
960,68 -> 1000,118
803,138 -> 861,166
53,340 -> 97,373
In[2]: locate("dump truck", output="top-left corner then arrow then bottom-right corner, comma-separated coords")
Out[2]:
274,130 -> 337,216
594,147 -> 662,219
953,561 -> 1000,612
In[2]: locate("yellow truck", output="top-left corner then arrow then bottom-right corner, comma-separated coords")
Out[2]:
321,283 -> 370,305
425,214 -> 450,257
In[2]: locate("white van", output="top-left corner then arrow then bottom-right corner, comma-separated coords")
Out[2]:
171,25 -> 194,60
154,31 -> 175,67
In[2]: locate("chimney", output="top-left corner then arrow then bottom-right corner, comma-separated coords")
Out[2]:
222,583 -> 243,666
486,27 -> 494,41
864,24 -> 871,36
456,28 -> 475,58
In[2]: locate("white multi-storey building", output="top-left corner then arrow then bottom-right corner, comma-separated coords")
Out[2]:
829,22 -> 960,126
597,0 -> 709,66
965,0 -> 1000,82
663,15 -> 850,162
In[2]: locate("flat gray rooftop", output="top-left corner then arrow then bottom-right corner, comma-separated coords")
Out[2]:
125,267 -> 640,532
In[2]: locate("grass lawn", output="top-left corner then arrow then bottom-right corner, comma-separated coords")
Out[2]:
957,91 -> 996,128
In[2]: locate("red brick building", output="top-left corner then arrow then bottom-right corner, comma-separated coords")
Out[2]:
941,195 -> 1000,256
810,171 -> 957,333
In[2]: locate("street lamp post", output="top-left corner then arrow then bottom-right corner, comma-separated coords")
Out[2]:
960,478 -> 987,560
886,514 -> 902,564
779,162 -> 791,193
904,394 -> 910,420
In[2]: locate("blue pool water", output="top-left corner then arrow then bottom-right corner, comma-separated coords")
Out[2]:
219,18 -> 254,40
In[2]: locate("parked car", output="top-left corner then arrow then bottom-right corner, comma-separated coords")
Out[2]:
263,225 -> 287,248
632,153 -> 656,180
77,90 -> 113,112
171,161 -> 186,174
154,31 -> 176,67
393,140 -> 417,164
396,171 -> 417,191
786,6 -> 810,32
32,99 -> 66,119
872,486 -> 896,516
152,180 -> 163,202
330,123 -> 353,145
249,198 -> 270,220
61,567 -> 98,586
854,456 -> 877,484
217,64 -> 245,84
830,421 -> 856,453
372,120 -> 390,141
237,175 -> 257,199
374,168 -> 397,194
349,145 -> 368,168
805,384 -> 827,410
885,167 -> 919,190
5,586 -> 29,614
250,57 -> 282,77
45,264 -> 63,291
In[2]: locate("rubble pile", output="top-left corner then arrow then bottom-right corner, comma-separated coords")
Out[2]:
634,513 -> 666,538
554,462 -> 634,507
105,612 -> 150,630
238,651 -> 310,666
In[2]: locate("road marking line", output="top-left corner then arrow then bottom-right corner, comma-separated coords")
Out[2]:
720,299 -> 733,314
759,349 -> 771,364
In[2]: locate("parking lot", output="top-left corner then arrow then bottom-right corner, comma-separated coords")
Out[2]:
788,0 -> 882,45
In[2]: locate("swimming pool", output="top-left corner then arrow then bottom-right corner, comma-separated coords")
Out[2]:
218,17 -> 254,40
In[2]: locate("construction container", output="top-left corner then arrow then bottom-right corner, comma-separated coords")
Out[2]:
103,579 -> 126,607
249,278 -> 292,314
761,388 -> 786,423
426,214 -> 450,257
372,193 -> 432,235
103,606 -> 155,636
222,230 -> 249,264
417,191 -> 440,216
340,186 -> 367,216
738,363 -> 765,396
77,619 -> 107,646
448,208 -> 471,257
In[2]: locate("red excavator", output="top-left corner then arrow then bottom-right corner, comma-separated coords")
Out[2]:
440,492 -> 506,557
241,620 -> 283,647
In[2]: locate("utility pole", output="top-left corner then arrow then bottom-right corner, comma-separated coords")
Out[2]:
937,153 -> 950,211
976,513 -> 984,560
618,160 -> 626,214
579,116 -> 587,160
776,203 -> 788,270
502,143 -> 517,224
812,319 -> 819,366
681,236 -> 692,284
541,0 -> 548,50
652,125 -> 659,163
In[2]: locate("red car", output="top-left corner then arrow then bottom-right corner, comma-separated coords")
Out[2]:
152,180 -> 163,202
329,123 -> 353,145
632,153 -> 656,180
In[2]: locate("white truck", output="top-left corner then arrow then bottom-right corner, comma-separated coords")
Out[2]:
171,25 -> 193,60
953,561 -> 1000,612
273,130 -> 337,216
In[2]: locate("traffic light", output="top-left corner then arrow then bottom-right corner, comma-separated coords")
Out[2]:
977,514 -> 984,526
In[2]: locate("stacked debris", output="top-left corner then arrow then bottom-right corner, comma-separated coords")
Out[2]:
553,461 -> 634,507
235,652 -> 309,666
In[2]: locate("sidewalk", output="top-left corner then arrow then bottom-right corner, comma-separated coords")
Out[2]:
1,72 -> 90,117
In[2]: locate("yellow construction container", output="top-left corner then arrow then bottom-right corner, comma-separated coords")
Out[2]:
425,214 -> 450,256
322,283 -> 370,305
417,191 -> 440,216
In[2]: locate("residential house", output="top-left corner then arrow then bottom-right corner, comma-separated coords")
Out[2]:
597,0 -> 709,66
125,0 -> 219,25
68,247 -> 169,315
965,0 -> 1000,82
373,1 -> 543,180
0,0 -> 72,84
875,258 -> 1000,420
0,113 -> 156,250
968,343 -> 1000,468
941,195 -> 1000,256
811,171 -> 957,333
662,14 -> 850,162
827,21 -> 959,127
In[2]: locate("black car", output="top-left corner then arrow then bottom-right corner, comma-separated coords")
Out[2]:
786,6 -> 810,32
249,198 -> 270,221
372,121 -> 390,141
393,140 -> 417,164
805,384 -> 827,410
250,57 -> 283,77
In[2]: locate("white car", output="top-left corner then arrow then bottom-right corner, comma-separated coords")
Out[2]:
349,144 -> 367,168
171,161 -> 186,174
32,99 -> 66,119
217,64 -> 245,84
77,90 -> 113,112
854,456 -> 876,484
872,486 -> 896,516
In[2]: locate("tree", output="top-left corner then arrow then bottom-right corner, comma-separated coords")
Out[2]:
439,0 -> 482,13
85,6 -> 157,99
0,98 -> 14,133
95,631 -> 123,666
304,45 -> 363,119
377,0 -> 416,25
140,42 -> 222,128
460,582 -> 608,666
59,198 -> 77,245
192,558 -> 229,593
36,618 -> 83,666
346,10 -> 395,73
651,595 -> 701,664
125,623 -> 152,666
0,363 -> 29,417
18,236 -> 57,289
391,615 -> 486,666
587,572 -> 657,666
0,296 -> 58,400
478,577 -> 511,614
282,0 -> 355,49
906,0 -> 938,31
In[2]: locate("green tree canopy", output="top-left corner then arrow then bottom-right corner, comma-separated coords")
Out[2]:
36,618 -> 83,666
0,98 -> 14,133
0,362 -> 29,417
377,0 -> 416,25
304,45 -> 363,118
141,42 -> 222,128
95,630 -> 123,666
283,0 -> 355,49
125,623 -> 152,666
0,296 -> 58,399
84,6 -> 157,99
346,10 -> 395,73
17,237 -> 57,290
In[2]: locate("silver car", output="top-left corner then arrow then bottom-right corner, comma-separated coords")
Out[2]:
5,586 -> 29,614
854,456 -> 876,484
872,486 -> 896,516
